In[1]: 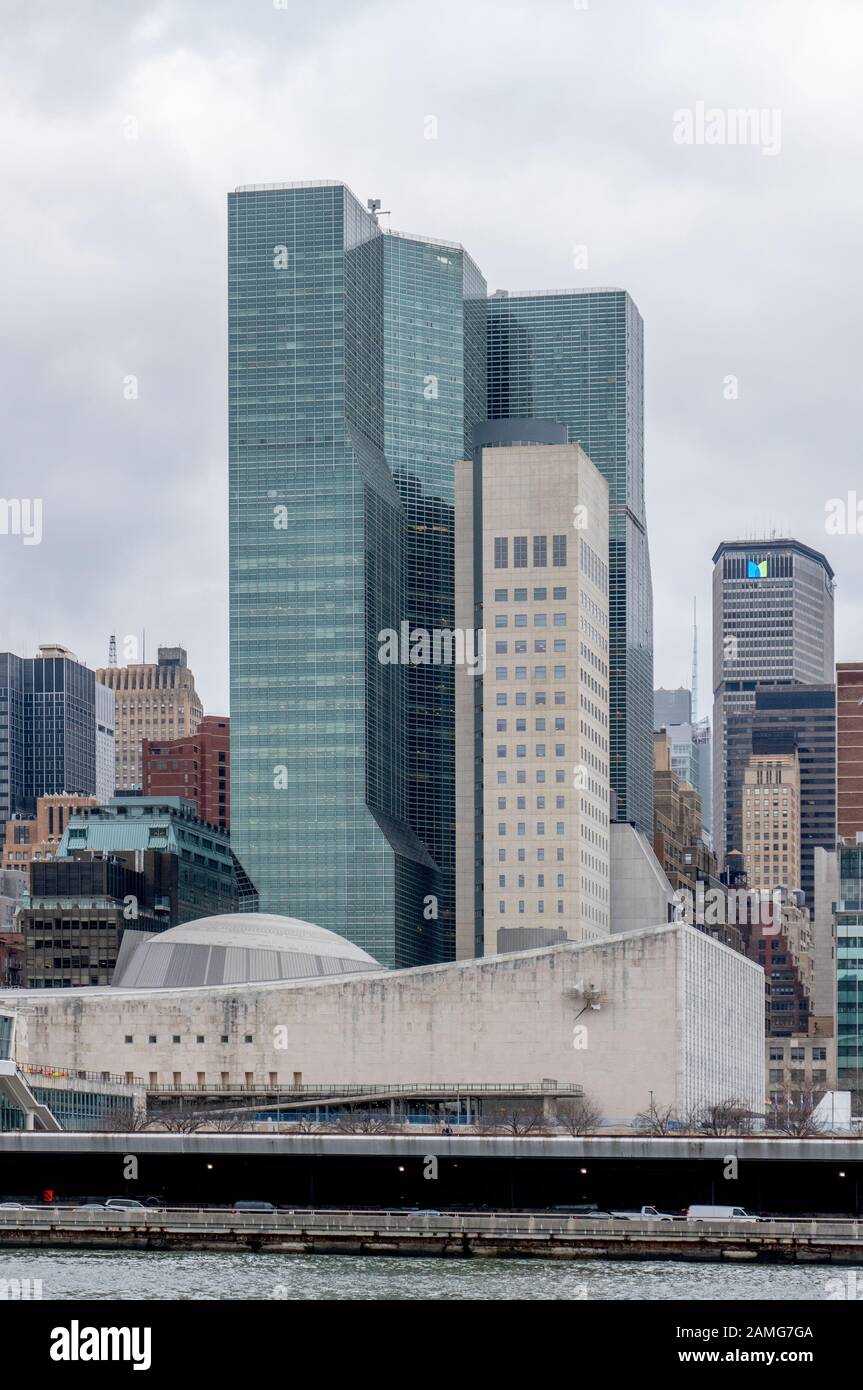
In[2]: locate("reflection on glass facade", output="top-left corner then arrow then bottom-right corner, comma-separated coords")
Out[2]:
228,183 -> 484,966
711,539 -> 835,864
383,232 -> 486,959
0,1087 -> 135,1132
725,684 -> 836,914
837,846 -> 863,1087
487,290 -> 653,834
0,650 -> 98,842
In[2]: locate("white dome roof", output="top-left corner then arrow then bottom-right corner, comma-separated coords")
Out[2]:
151,913 -> 378,961
112,912 -> 381,989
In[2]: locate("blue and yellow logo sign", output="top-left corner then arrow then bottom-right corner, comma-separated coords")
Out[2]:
747,558 -> 768,578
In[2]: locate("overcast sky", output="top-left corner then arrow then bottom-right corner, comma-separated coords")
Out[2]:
1,0 -> 860,717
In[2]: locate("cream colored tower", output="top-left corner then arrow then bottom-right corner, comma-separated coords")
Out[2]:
741,750 -> 801,895
96,647 -> 203,793
455,423 -> 610,958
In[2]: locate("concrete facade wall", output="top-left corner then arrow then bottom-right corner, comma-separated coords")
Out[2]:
610,822 -> 673,934
0,925 -> 764,1123
454,442 -> 611,957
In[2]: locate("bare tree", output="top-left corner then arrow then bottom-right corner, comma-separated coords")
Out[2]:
555,1094 -> 604,1135
333,1106 -> 393,1134
633,1100 -> 680,1136
768,1087 -> 826,1137
203,1111 -> 249,1133
479,1100 -> 548,1136
694,1098 -> 755,1136
157,1108 -> 208,1134
96,1108 -> 155,1134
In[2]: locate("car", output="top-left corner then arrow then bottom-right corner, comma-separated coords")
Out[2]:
103,1199 -> 146,1211
231,1200 -> 278,1213
685,1204 -> 758,1222
609,1204 -> 679,1222
550,1203 -> 608,1217
0,1202 -> 27,1210
78,1203 -> 107,1210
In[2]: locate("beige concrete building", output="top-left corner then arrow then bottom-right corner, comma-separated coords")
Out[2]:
2,794 -> 98,872
741,749 -> 801,894
455,422 -> 610,958
96,647 -> 202,793
767,1035 -> 835,1099
0,917 -> 765,1124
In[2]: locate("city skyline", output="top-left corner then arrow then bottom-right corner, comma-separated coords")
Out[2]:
3,0 -> 863,717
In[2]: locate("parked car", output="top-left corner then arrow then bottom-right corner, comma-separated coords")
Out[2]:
685,1204 -> 758,1222
103,1199 -> 147,1212
608,1205 -> 678,1221
231,1200 -> 278,1213
550,1204 -> 609,1217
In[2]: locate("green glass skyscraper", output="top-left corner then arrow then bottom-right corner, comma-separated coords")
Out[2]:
228,182 -> 485,966
486,290 -> 654,834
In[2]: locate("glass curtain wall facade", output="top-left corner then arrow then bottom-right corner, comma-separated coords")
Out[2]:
229,183 -> 483,966
382,232 -> 486,959
725,683 -> 836,914
0,651 -> 97,843
711,540 -> 835,865
487,290 -> 653,835
837,846 -> 863,1089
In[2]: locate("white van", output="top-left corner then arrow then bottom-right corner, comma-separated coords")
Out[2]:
685,1204 -> 757,1222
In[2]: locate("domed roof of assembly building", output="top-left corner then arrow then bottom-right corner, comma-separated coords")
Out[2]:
111,912 -> 382,990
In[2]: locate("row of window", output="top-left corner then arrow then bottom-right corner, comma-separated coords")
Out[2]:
125,1035 -> 256,1045
494,587 -> 567,602
495,640 -> 566,654
493,613 -> 568,630
494,535 -> 568,568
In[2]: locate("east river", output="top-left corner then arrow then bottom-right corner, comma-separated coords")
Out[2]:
1,1251 -> 859,1300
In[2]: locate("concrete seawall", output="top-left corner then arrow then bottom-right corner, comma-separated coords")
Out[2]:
3,1211 -> 863,1263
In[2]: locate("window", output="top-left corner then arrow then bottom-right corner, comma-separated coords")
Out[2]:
494,588 -> 508,601
553,587 -> 567,599
533,587 -> 547,600
533,535 -> 548,567
513,536 -> 528,568
494,537 -> 508,568
552,534 -> 567,566
514,588 -> 528,601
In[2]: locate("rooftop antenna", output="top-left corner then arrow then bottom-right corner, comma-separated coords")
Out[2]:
108,634 -> 117,668
367,197 -> 391,224
691,597 -> 698,724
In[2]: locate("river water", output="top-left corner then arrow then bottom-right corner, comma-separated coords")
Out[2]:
1,1252 -> 857,1300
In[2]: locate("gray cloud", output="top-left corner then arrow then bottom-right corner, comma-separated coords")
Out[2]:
1,0 -> 860,713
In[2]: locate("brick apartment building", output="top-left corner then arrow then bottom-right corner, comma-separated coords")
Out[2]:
838,663 -> 863,842
2,794 -> 99,872
141,716 -> 230,832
